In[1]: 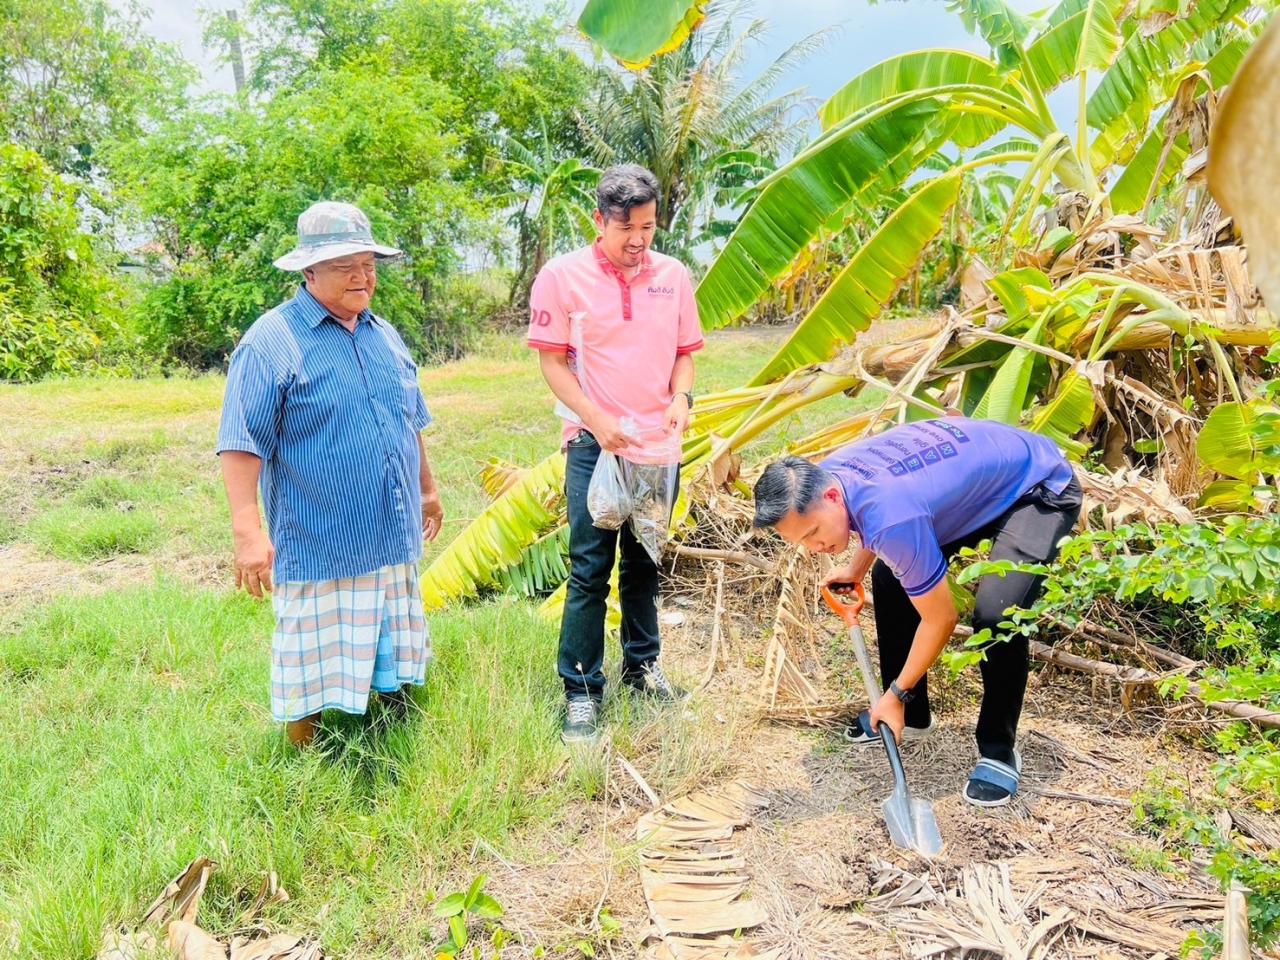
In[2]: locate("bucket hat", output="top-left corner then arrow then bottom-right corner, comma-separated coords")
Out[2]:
273,201 -> 402,271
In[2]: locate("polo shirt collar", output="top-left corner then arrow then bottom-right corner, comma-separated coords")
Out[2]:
295,283 -> 376,328
592,238 -> 652,280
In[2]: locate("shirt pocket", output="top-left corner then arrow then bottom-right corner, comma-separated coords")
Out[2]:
399,369 -> 421,417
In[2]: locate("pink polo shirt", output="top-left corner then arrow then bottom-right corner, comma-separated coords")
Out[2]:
527,240 -> 704,464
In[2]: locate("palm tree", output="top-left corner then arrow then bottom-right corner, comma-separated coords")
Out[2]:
495,119 -> 601,304
573,0 -> 829,259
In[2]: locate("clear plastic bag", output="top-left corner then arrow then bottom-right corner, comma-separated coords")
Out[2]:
622,460 -> 679,564
588,448 -> 632,530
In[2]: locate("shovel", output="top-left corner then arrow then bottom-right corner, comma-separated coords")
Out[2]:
822,582 -> 944,858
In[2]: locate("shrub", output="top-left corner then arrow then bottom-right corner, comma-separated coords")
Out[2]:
0,144 -> 127,381
954,517 -> 1280,949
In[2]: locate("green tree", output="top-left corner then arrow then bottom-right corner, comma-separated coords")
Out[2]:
572,0 -> 825,258
0,0 -> 190,178
112,60 -> 484,367
208,0 -> 590,188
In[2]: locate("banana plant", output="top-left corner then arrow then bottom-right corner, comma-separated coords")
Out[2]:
695,0 -> 1259,340
422,0 -> 1276,610
421,453 -> 565,611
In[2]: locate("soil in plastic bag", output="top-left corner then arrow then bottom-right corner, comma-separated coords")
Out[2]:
587,449 -> 632,530
622,460 -> 678,564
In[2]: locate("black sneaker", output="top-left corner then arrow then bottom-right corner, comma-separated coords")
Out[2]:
843,709 -> 935,745
561,697 -> 600,745
625,661 -> 689,702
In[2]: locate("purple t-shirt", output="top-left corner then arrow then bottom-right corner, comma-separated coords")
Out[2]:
819,418 -> 1074,596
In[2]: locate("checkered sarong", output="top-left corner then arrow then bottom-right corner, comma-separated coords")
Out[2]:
270,562 -> 430,722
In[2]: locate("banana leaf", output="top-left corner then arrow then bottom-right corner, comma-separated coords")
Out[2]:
973,314 -> 1048,423
577,0 -> 709,69
494,524 -> 571,598
818,49 -> 1004,147
948,0 -> 1036,69
748,172 -> 963,387
1027,361 -> 1099,457
787,408 -> 888,460
1024,0 -> 1123,93
988,266 -> 1054,322
1108,23 -> 1264,210
421,452 -> 565,610
1197,401 -> 1280,480
695,97 -> 945,330
1086,0 -> 1248,134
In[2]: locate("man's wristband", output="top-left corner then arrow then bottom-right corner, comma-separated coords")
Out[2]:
889,680 -> 915,704
676,390 -> 694,409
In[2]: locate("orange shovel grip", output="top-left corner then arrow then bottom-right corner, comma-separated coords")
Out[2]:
821,581 -> 866,624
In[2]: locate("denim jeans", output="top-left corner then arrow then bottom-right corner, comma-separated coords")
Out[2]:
870,475 -> 1083,765
559,431 -> 665,701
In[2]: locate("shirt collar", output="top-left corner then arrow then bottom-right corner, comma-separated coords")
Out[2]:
294,283 -> 377,328
592,238 -> 653,281
830,472 -> 862,539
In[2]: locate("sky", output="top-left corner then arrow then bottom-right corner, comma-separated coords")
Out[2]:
137,0 -> 1053,105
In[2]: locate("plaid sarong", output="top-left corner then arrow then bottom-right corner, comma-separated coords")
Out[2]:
270,561 -> 430,722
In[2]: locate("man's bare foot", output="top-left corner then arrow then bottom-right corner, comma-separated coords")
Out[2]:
286,713 -> 319,747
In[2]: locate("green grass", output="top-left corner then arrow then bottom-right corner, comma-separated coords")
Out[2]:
28,504 -> 161,560
0,585 -> 581,957
0,330 -> 828,957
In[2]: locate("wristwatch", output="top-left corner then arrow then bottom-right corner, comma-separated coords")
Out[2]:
889,680 -> 916,704
677,390 -> 694,409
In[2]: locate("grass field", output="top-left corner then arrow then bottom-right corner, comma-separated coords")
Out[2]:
0,328 -> 870,958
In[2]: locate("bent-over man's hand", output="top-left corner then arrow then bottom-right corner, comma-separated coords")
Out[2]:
869,689 -> 906,744
422,491 -> 444,542
233,528 -> 275,598
821,547 -> 876,588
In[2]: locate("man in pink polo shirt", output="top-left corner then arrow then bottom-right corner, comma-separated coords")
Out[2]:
527,164 -> 704,744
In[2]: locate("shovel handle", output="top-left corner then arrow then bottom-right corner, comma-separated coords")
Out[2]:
879,720 -> 909,785
821,581 -> 866,624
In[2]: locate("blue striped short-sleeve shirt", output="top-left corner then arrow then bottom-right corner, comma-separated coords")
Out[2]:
217,285 -> 432,583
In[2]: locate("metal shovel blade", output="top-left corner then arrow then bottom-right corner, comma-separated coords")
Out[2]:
882,787 -> 945,858
880,736 -> 945,858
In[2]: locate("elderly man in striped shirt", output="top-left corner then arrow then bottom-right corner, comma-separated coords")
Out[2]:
217,201 -> 443,747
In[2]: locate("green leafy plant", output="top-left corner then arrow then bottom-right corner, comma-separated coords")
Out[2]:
1134,775 -> 1280,954
1197,342 -> 1280,510
949,520 -> 1280,949
0,144 -> 125,381
432,874 -> 508,959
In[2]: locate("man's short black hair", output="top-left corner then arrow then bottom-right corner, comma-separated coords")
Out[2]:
597,164 -> 660,223
752,457 -> 831,529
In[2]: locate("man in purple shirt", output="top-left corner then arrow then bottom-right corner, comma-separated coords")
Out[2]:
752,418 -> 1081,807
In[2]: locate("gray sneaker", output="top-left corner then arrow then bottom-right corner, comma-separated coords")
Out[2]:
626,661 -> 689,703
562,697 -> 600,744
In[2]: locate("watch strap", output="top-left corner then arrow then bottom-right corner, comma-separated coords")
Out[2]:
889,680 -> 915,704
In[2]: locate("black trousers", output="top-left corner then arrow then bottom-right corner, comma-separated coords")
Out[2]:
871,475 -> 1083,765
558,431 -> 665,701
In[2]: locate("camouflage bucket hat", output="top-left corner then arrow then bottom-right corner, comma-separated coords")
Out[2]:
273,201 -> 402,271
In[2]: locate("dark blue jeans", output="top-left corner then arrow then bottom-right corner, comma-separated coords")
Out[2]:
559,431 -> 664,701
